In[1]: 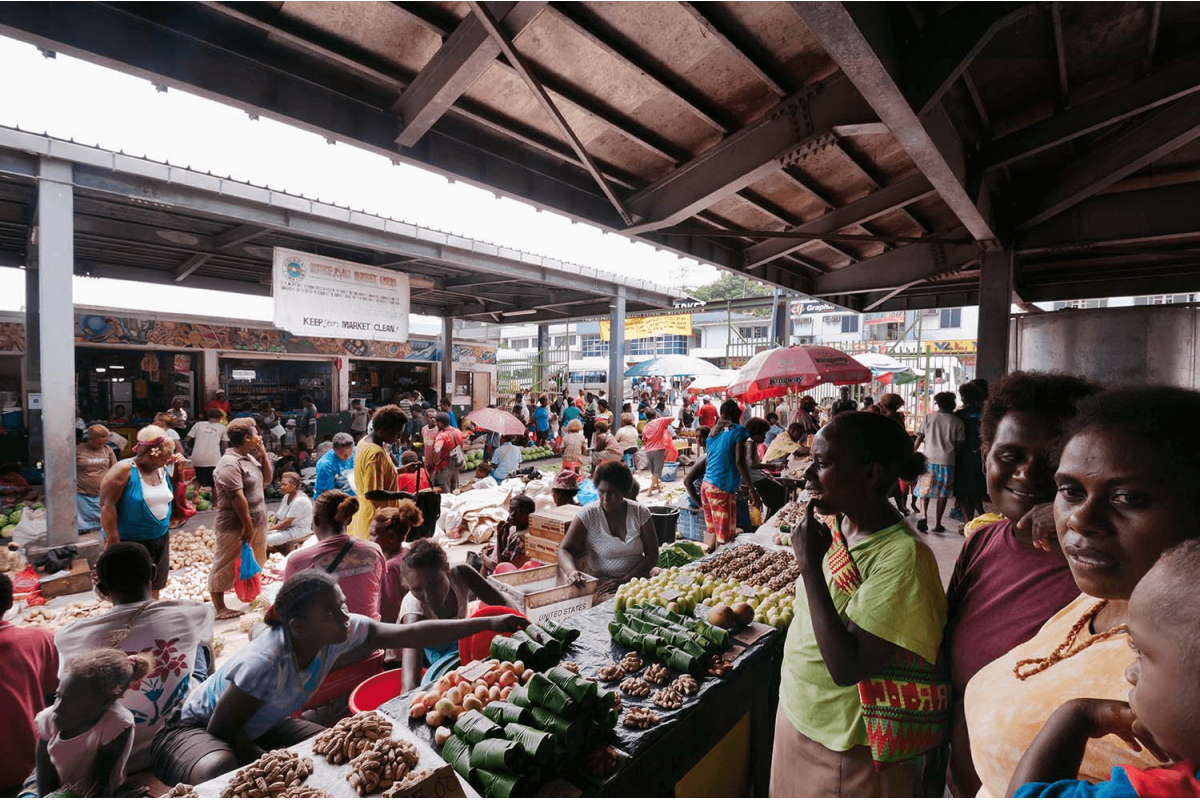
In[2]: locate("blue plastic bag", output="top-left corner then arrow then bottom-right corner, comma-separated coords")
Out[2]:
234,542 -> 262,602
576,478 -> 599,506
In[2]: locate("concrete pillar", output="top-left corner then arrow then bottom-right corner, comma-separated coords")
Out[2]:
37,158 -> 76,546
24,265 -> 43,463
607,287 -> 625,413
977,249 -> 1013,383
441,316 -> 454,402
201,350 -> 220,400
337,358 -> 351,410
771,289 -> 788,347
534,324 -> 549,397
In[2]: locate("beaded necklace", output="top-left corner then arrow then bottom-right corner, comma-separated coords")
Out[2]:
1013,599 -> 1128,680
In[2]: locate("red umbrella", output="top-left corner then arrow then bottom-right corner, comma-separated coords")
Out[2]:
465,407 -> 526,436
726,345 -> 871,403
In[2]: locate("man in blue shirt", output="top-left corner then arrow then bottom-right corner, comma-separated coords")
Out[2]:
439,397 -> 458,429
314,432 -> 355,496
532,396 -> 550,446
490,436 -> 523,482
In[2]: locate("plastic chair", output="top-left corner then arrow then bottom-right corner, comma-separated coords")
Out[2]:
458,604 -> 526,665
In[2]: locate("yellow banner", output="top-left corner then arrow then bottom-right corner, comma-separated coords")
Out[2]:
599,314 -> 692,341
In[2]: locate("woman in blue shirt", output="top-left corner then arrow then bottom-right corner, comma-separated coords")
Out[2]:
700,400 -> 762,550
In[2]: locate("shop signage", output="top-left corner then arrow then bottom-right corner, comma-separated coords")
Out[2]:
231,369 -> 256,381
597,314 -> 692,341
272,247 -> 410,342
791,300 -> 837,315
865,311 -> 906,325
924,339 -> 977,353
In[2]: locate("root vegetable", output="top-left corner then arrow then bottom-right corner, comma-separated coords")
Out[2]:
409,702 -> 427,719
425,710 -> 445,727
520,669 -> 535,684
434,726 -> 452,747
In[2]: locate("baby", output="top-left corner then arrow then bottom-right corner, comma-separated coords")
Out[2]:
1008,539 -> 1200,797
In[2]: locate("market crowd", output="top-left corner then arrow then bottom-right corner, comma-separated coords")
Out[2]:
2,373 -> 1199,798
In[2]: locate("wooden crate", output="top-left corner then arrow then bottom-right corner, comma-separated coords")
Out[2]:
486,564 -> 598,624
528,504 -> 582,543
39,558 -> 94,599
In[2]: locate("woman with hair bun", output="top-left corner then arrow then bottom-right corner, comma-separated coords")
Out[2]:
283,490 -> 385,619
369,502 -> 425,625
36,648 -> 153,797
771,411 -> 946,797
154,570 -> 525,786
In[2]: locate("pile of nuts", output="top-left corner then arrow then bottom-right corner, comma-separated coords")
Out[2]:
619,677 -> 651,697
312,712 -> 394,765
772,501 -> 809,528
161,565 -> 210,603
220,749 -> 315,798
381,769 -> 438,798
652,687 -> 683,710
22,599 -> 112,632
347,738 -> 419,796
671,675 -> 699,696
706,655 -> 732,677
618,652 -> 643,673
169,525 -> 216,570
560,661 -> 580,675
597,663 -> 625,682
582,745 -> 620,777
622,707 -> 660,729
167,785 -> 199,798
690,544 -> 800,594
278,789 -> 328,799
643,663 -> 669,685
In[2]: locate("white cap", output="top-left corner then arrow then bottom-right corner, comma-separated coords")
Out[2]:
702,395 -> 710,401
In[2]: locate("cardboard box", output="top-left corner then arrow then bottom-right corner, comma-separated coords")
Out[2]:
523,533 -> 562,565
39,558 -> 93,599
487,564 -> 598,624
528,505 -> 583,542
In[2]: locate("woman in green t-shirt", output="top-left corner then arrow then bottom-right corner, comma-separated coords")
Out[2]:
772,412 -> 947,797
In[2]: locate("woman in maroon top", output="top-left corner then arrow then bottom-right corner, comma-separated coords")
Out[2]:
940,371 -> 1102,797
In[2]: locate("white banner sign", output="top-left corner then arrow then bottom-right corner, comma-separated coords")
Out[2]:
272,247 -> 410,341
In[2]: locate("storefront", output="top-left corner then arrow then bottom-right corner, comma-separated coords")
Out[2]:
220,356 -> 335,414
349,359 -> 436,407
75,348 -> 197,423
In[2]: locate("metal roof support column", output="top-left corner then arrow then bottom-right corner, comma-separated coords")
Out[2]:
771,289 -> 789,347
37,158 -> 77,545
977,250 -> 1013,383
607,287 -> 626,416
535,324 -> 549,396
442,316 -> 455,406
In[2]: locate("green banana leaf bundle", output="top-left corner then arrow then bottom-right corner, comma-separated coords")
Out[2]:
545,666 -> 599,708
453,709 -> 504,744
489,636 -> 532,664
535,618 -> 580,645
475,768 -> 526,798
524,625 -> 564,658
506,684 -> 532,708
527,672 -> 577,717
691,619 -> 731,650
658,643 -> 702,675
482,701 -> 531,726
608,622 -> 641,650
503,722 -> 555,765
510,629 -> 552,669
469,738 -> 523,771
598,687 -> 621,709
440,734 -> 474,783
528,705 -> 582,747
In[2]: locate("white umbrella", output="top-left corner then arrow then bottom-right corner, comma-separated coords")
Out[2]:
686,369 -> 740,393
624,354 -> 724,377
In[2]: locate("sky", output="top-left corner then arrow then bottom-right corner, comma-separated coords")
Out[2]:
0,35 -> 722,328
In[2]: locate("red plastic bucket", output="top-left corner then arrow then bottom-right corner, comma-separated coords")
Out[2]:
458,604 -> 525,665
349,668 -> 405,714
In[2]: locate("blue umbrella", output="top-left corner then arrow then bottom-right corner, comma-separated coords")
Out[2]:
624,354 -> 724,377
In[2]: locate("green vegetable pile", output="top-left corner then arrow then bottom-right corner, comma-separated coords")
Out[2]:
489,617 -> 580,672
440,665 -> 619,797
656,540 -> 706,569
608,604 -> 729,676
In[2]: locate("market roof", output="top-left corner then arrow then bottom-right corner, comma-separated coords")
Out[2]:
4,3 -> 1199,312
0,127 -> 684,324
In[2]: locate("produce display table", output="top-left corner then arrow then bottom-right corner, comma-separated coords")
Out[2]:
379,591 -> 785,796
